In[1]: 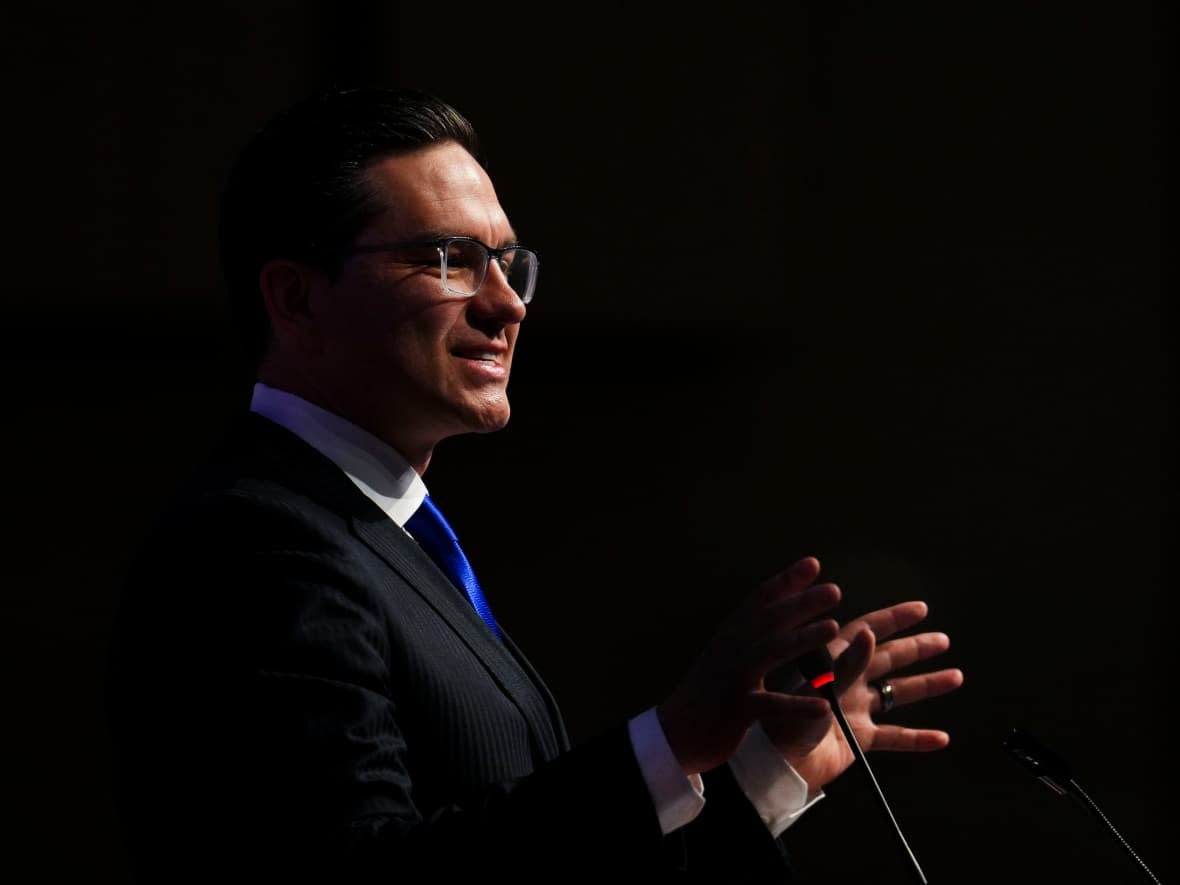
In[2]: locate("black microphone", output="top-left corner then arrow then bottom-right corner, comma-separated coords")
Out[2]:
797,647 -> 930,885
1002,727 -> 1164,884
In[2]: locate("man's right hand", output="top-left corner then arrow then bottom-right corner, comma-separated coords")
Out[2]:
656,557 -> 840,777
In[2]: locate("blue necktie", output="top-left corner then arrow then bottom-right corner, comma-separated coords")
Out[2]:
405,495 -> 502,639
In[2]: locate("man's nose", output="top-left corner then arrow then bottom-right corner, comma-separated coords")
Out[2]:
470,262 -> 527,323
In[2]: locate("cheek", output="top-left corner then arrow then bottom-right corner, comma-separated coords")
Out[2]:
378,305 -> 458,370
320,284 -> 388,345
324,275 -> 463,373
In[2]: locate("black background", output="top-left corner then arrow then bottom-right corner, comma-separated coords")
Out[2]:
4,3 -> 1173,882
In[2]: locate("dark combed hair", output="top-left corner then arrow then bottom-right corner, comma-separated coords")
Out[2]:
218,86 -> 483,365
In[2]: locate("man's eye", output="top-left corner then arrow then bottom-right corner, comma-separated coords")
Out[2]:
401,245 -> 441,265
445,244 -> 479,268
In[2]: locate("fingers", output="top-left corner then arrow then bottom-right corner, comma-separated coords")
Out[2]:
751,556 -> 823,608
859,600 -> 929,639
788,556 -> 822,585
866,724 -> 952,752
867,630 -> 952,681
831,601 -> 928,658
741,561 -> 841,681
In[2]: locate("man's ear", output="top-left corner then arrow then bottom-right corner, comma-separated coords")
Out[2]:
259,259 -> 325,353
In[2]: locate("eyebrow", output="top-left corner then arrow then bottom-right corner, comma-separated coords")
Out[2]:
411,229 -> 523,248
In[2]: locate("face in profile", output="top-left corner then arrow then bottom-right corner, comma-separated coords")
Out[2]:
303,141 -> 530,466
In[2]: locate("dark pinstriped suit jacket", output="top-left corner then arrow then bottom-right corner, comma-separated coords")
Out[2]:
106,413 -> 796,883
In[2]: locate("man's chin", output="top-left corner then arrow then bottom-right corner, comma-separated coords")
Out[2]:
446,400 -> 512,437
472,409 -> 511,435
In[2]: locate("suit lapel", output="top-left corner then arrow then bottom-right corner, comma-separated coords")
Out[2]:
352,509 -> 562,760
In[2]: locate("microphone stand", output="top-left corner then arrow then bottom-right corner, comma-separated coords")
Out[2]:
797,649 -> 929,885
1002,727 -> 1164,885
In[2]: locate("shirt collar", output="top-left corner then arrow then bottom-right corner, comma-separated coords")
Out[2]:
249,382 -> 426,527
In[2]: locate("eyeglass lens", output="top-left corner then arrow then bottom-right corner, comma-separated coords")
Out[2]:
441,240 -> 537,303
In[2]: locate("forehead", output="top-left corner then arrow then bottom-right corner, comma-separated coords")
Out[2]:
360,141 -> 512,240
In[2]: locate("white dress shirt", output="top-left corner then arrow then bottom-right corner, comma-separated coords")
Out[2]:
250,382 -> 823,837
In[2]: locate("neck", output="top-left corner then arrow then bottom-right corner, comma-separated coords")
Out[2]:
255,365 -> 435,477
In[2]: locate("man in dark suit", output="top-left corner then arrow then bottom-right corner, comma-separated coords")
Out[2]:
106,86 -> 963,883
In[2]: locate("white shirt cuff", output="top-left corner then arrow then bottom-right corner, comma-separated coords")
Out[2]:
728,721 -> 825,836
627,707 -> 706,834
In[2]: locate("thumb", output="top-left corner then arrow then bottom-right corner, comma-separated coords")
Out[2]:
833,626 -> 874,694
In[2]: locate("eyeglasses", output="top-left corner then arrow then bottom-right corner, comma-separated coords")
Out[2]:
340,236 -> 539,304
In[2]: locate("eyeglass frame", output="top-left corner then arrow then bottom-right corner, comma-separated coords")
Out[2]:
336,235 -> 539,304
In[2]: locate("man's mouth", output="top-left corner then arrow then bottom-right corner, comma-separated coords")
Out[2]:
451,344 -> 506,365
451,346 -> 508,378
